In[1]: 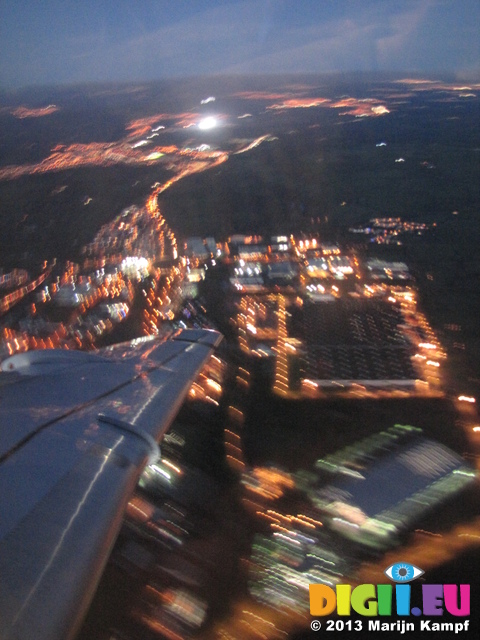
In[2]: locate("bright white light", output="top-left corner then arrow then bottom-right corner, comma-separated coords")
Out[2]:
458,395 -> 476,403
372,105 -> 390,115
198,116 -> 217,130
151,464 -> 171,481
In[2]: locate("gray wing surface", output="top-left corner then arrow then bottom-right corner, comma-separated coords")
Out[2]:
0,329 -> 222,640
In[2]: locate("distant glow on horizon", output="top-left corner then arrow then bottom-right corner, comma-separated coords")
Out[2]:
198,116 -> 217,130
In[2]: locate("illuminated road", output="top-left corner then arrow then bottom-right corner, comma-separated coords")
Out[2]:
0,134 -> 233,358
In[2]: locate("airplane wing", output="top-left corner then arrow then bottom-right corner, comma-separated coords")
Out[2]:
0,328 -> 222,640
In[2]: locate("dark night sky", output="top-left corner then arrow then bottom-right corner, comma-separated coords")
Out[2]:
1,0 -> 479,88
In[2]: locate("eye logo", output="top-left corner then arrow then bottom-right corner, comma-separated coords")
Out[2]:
384,562 -> 424,583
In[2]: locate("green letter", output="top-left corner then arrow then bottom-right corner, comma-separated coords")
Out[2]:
351,584 -> 378,616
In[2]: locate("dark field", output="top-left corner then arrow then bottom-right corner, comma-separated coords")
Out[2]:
0,164 -> 173,267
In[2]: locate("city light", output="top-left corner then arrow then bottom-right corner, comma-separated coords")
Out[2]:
2,74 -> 480,640
458,395 -> 476,403
198,116 -> 217,130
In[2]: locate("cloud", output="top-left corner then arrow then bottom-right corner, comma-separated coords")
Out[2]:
375,0 -> 435,68
218,2 -> 424,75
218,0 -> 477,75
66,1 -> 271,81
1,0 -> 478,87
62,1 -> 438,82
